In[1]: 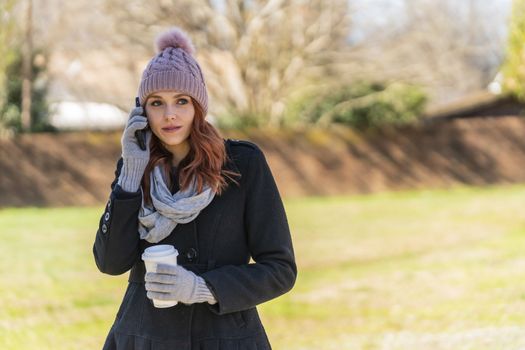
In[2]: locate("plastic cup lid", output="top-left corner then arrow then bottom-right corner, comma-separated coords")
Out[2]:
142,244 -> 178,258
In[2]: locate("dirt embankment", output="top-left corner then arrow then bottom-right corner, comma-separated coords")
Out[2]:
2,116 -> 525,207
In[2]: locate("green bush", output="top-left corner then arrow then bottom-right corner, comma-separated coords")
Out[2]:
288,81 -> 427,129
0,47 -> 53,134
502,0 -> 525,101
216,112 -> 262,131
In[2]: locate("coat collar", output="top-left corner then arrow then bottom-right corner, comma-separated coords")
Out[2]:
223,139 -> 242,180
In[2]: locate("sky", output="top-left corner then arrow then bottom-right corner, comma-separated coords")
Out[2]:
348,0 -> 514,45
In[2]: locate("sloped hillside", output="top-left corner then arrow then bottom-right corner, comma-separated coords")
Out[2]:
2,116 -> 525,207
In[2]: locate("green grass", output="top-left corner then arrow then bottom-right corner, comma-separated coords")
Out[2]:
2,184 -> 525,349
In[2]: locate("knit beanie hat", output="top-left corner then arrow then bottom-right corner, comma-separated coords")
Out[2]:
137,27 -> 208,115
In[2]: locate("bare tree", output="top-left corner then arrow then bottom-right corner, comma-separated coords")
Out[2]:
340,0 -> 508,106
19,0 -> 505,128
21,0 -> 33,131
103,0 -> 352,126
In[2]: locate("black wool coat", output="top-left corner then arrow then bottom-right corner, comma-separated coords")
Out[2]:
93,139 -> 297,350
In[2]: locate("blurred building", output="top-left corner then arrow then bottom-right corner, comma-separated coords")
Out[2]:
48,101 -> 127,130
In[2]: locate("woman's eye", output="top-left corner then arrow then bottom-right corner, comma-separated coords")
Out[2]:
177,98 -> 189,105
150,100 -> 162,106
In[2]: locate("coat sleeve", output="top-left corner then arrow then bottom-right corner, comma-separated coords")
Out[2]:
93,158 -> 142,275
201,146 -> 297,314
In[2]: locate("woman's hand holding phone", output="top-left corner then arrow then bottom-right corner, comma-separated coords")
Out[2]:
116,99 -> 151,192
134,97 -> 149,151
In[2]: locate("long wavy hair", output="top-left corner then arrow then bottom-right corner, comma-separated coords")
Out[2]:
141,97 -> 240,205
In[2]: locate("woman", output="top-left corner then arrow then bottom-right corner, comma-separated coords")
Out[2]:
92,27 -> 297,349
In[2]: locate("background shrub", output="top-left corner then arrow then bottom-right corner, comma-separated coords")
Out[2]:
288,81 -> 427,129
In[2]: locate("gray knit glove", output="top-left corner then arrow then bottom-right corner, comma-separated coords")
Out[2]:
145,264 -> 217,305
117,106 -> 151,192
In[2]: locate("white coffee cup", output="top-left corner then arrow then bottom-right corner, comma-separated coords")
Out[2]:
141,244 -> 179,308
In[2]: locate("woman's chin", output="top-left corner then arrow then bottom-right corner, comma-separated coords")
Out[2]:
158,137 -> 188,150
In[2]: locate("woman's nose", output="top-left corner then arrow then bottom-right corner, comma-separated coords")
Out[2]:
164,106 -> 177,119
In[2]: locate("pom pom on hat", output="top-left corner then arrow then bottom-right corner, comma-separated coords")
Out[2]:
155,27 -> 195,56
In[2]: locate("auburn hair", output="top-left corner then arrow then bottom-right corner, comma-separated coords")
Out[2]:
141,97 -> 240,205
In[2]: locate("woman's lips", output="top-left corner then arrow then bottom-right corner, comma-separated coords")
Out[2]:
162,126 -> 182,132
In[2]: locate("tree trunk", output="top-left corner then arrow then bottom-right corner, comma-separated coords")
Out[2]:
21,0 -> 33,131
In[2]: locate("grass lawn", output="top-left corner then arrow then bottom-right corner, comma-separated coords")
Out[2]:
1,184 -> 525,349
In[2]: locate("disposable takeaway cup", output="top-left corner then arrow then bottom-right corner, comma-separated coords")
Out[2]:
141,244 -> 179,308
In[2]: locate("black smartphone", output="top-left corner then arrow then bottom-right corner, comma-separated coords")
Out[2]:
134,96 -> 149,151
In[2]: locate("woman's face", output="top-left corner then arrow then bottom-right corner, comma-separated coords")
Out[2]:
144,90 -> 195,155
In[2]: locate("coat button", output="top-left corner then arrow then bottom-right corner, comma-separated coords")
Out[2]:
185,248 -> 198,261
104,212 -> 110,221
101,224 -> 108,234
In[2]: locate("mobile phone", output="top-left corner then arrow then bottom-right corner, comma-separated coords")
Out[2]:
134,97 -> 149,151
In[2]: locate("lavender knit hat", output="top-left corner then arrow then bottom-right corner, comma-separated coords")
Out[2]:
138,27 -> 208,115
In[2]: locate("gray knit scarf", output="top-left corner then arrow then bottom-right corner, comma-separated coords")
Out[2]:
138,164 -> 215,243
